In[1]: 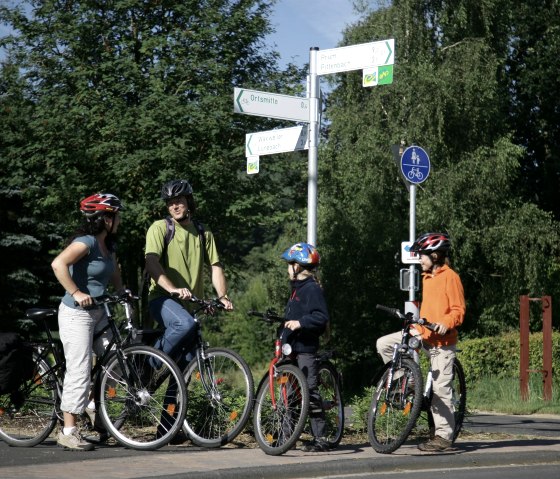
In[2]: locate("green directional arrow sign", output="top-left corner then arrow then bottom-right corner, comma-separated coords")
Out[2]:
234,87 -> 309,122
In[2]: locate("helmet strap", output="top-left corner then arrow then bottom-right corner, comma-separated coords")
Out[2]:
289,263 -> 300,281
178,209 -> 191,223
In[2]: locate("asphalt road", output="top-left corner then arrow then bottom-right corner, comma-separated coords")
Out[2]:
1,413 -> 559,479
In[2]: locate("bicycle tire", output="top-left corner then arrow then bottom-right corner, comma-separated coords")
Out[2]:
182,347 -> 254,447
97,345 -> 186,450
253,363 -> 310,455
0,351 -> 59,447
425,357 -> 467,442
368,357 -> 423,454
318,361 -> 344,448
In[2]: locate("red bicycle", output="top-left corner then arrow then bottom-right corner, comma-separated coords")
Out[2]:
248,309 -> 344,455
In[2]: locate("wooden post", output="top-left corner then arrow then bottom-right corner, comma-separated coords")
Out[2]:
542,296 -> 552,401
519,295 -> 553,401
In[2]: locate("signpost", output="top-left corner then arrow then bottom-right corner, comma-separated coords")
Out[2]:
234,38 -> 395,246
306,40 -> 395,245
315,39 -> 394,75
245,125 -> 309,157
234,87 -> 309,123
398,145 -> 431,311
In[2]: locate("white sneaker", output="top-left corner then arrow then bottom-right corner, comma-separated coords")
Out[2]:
57,430 -> 95,451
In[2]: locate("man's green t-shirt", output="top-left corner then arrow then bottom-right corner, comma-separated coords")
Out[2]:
145,219 -> 220,301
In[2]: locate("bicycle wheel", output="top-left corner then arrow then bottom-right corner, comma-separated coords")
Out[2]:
368,357 -> 423,454
183,347 -> 254,447
451,358 -> 466,440
425,357 -> 467,442
0,351 -> 59,447
97,345 -> 186,450
253,363 -> 310,455
318,361 -> 344,448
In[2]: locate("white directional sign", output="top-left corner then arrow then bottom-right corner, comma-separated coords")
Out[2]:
245,125 -> 309,157
316,39 -> 395,76
234,87 -> 309,122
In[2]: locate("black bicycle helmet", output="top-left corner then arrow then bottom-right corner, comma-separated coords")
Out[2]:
160,179 -> 193,201
410,232 -> 451,254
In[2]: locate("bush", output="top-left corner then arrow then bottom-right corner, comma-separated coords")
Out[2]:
458,331 -> 560,382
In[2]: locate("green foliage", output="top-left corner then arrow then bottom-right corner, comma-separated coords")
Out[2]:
458,331 -> 560,381
0,1 -> 306,321
0,189 -> 59,330
317,0 -> 560,376
348,385 -> 374,434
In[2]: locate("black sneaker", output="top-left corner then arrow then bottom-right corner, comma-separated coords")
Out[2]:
301,438 -> 330,452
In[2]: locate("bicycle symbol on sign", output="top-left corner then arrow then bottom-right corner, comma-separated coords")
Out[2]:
407,167 -> 424,181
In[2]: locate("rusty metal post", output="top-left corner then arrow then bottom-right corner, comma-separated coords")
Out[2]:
519,295 -> 530,401
542,296 -> 553,401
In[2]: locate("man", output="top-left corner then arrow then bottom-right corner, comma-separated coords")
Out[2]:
145,179 -> 233,367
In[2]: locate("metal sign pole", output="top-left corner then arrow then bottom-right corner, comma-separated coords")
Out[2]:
308,47 -> 320,246
409,184 -> 417,302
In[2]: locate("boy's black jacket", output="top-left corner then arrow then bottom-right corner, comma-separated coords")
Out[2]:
282,276 -> 329,354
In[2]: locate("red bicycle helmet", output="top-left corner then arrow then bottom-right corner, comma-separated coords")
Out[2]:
80,193 -> 123,217
410,232 -> 451,254
281,242 -> 320,267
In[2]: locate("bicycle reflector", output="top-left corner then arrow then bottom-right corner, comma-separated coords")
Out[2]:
282,343 -> 293,356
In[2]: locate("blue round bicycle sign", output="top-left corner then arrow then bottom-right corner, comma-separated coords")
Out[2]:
400,146 -> 430,184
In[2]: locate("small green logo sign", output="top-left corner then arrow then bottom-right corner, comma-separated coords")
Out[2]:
378,65 -> 393,85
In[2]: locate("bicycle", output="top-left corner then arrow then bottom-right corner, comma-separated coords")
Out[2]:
0,291 -> 187,450
142,295 -> 254,448
248,309 -> 344,456
368,304 -> 466,454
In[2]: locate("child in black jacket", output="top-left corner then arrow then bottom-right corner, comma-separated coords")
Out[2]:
281,242 -> 330,452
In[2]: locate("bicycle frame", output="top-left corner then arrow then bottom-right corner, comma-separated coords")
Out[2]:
32,295 -> 143,412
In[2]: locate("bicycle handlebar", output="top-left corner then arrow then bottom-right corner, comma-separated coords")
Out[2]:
248,309 -> 285,324
375,304 -> 438,332
75,290 -> 138,308
190,296 -> 226,309
169,292 -> 226,314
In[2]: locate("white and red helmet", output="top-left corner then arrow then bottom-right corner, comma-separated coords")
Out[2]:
410,232 -> 451,254
80,193 -> 123,217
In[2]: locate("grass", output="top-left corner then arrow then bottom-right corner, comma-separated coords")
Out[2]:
467,375 -> 560,415
346,374 -> 560,434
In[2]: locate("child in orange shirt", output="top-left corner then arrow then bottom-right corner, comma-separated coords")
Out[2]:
376,232 -> 465,451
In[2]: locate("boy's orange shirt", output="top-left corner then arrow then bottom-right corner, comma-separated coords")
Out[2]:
414,264 -> 465,346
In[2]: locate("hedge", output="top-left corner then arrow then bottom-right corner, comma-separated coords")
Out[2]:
458,331 -> 560,382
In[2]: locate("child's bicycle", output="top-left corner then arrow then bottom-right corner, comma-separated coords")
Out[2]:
248,309 -> 344,455
0,291 -> 187,450
368,304 -> 466,454
141,295 -> 255,448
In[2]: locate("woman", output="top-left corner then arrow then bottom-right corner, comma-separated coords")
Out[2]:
51,193 -> 124,451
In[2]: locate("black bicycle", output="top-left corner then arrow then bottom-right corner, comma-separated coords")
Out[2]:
0,292 -> 187,450
248,309 -> 344,455
142,296 -> 254,448
368,304 -> 466,454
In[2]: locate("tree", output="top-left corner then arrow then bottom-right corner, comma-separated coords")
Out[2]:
316,0 -> 560,388
0,1 -> 307,315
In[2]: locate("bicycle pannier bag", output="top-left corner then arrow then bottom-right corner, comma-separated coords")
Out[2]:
0,332 -> 35,394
